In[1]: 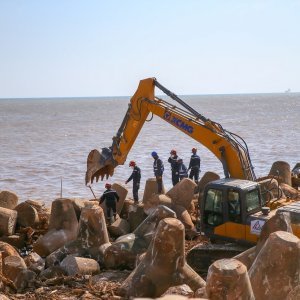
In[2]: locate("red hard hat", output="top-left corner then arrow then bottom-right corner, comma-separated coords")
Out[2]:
105,183 -> 112,189
129,160 -> 136,167
192,147 -> 197,153
170,149 -> 177,155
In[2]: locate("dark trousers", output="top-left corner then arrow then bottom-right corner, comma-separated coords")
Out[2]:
189,167 -> 200,182
179,175 -> 188,181
172,171 -> 179,186
106,202 -> 117,220
156,176 -> 163,194
133,181 -> 140,202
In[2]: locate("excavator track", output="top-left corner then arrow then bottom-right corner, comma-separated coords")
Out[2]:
186,242 -> 250,275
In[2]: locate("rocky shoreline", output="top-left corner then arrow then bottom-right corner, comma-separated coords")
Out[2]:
0,161 -> 299,299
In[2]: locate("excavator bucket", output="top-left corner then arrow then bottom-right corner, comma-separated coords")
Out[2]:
85,147 -> 116,185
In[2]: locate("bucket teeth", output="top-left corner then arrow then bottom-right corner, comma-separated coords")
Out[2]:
85,148 -> 116,185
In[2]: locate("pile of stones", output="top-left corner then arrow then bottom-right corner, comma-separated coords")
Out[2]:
0,160 -> 299,299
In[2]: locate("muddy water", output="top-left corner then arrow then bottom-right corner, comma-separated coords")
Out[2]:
0,93 -> 299,204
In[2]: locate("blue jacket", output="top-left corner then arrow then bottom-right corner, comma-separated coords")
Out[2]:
126,166 -> 141,183
168,155 -> 179,173
179,163 -> 188,178
188,154 -> 201,169
153,157 -> 164,176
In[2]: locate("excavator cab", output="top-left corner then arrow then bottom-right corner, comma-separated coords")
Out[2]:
200,178 -> 263,245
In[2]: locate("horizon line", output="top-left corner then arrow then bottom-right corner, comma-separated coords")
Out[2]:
0,91 -> 299,100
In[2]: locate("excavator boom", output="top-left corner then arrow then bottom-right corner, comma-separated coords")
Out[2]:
85,78 -> 255,185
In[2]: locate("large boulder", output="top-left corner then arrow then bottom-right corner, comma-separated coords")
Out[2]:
0,207 -> 17,236
0,241 -> 20,258
280,183 -> 300,201
61,255 -> 100,276
33,198 -> 79,257
249,231 -> 300,299
198,171 -> 220,204
255,211 -> 292,255
0,191 -> 18,209
258,178 -> 284,204
24,252 -> 45,274
171,204 -> 198,238
206,258 -> 254,300
46,205 -> 109,267
269,161 -> 292,186
128,203 -> 147,231
233,246 -> 256,271
166,178 -> 196,210
118,218 -> 205,298
104,205 -> 176,269
3,255 -> 27,281
108,218 -> 130,237
143,178 -> 165,204
162,284 -> 194,297
14,201 -> 39,227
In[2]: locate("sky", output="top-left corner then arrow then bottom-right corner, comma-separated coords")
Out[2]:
0,0 -> 299,98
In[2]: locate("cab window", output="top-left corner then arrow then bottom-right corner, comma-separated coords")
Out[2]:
246,189 -> 260,212
228,190 -> 241,223
204,189 -> 223,226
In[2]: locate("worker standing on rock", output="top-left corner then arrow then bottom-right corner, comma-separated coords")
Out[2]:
100,183 -> 119,224
125,160 -> 141,204
188,148 -> 201,184
168,149 -> 180,186
151,151 -> 164,194
178,158 -> 188,181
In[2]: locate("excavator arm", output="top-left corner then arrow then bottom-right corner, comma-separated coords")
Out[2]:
85,78 -> 256,185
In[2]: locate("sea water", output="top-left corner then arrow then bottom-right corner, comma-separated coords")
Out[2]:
0,93 -> 299,205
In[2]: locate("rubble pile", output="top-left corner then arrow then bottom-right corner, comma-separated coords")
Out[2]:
0,161 -> 299,299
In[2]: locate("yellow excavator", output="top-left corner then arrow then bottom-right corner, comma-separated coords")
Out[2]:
85,78 -> 299,247
85,77 -> 256,184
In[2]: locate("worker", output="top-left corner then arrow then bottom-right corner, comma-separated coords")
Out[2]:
125,160 -> 141,204
228,190 -> 241,222
188,148 -> 201,184
168,149 -> 180,186
178,158 -> 188,181
151,151 -> 164,194
99,183 -> 120,224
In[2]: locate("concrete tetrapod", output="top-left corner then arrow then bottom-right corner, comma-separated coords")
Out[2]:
104,205 -> 176,269
166,178 -> 197,210
46,205 -> 109,267
33,198 -> 79,257
255,211 -> 292,255
269,160 -> 292,186
142,178 -> 165,204
0,207 -> 17,236
197,171 -> 220,205
118,218 -> 206,298
206,258 -> 254,300
0,191 -> 18,210
249,231 -> 300,300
